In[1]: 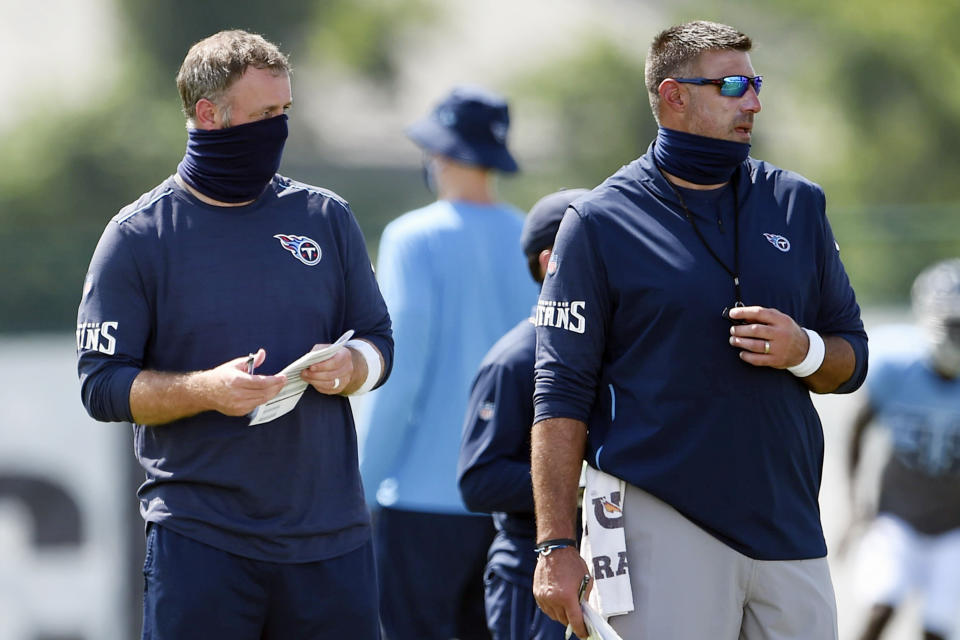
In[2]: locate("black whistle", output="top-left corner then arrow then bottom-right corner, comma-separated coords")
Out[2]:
721,306 -> 747,326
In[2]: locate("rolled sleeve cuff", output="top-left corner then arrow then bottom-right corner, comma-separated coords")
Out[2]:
532,396 -> 592,426
830,332 -> 869,395
80,364 -> 139,423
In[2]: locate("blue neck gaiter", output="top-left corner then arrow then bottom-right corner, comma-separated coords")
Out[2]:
653,126 -> 750,185
177,114 -> 289,203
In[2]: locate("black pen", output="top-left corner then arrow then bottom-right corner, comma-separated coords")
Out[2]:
577,573 -> 591,603
565,573 -> 592,639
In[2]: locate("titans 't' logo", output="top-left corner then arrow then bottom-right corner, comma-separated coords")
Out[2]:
274,234 -> 322,266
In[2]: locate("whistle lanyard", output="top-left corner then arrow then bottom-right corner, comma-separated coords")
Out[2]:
658,165 -> 743,306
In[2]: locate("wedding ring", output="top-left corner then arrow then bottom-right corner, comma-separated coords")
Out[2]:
764,340 -> 770,354
333,377 -> 340,390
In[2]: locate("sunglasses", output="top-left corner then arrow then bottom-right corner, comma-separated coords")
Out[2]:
674,75 -> 763,97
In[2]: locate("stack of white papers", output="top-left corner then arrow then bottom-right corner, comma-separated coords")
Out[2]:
248,330 -> 354,426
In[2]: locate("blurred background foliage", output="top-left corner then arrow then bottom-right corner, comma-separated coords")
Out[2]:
1,0 -> 958,332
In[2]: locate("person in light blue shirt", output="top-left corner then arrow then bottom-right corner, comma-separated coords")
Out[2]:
356,86 -> 539,640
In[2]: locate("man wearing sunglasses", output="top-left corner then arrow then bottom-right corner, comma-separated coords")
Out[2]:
530,20 -> 867,639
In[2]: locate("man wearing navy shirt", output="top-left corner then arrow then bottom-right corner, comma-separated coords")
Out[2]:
530,21 -> 867,639
76,30 -> 392,639
458,188 -> 587,640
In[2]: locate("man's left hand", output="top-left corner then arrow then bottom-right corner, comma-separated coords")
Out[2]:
726,306 -> 808,369
300,346 -> 356,395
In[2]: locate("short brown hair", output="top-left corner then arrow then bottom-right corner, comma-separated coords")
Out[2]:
176,30 -> 291,124
644,21 -> 752,122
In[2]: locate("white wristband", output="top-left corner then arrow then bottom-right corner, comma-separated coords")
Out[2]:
787,328 -> 825,378
345,339 -> 382,395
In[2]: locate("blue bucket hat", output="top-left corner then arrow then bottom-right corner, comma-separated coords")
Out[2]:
521,188 -> 590,256
406,85 -> 519,173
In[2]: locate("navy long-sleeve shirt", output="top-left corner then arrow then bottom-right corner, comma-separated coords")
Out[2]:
534,150 -> 867,561
458,318 -> 539,582
77,174 -> 393,563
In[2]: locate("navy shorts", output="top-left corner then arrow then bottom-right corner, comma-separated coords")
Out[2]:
374,507 -> 495,640
484,568 -> 567,640
142,524 -> 381,640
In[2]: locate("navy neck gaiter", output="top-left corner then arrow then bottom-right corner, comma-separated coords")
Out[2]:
177,114 -> 289,204
653,126 -> 750,185
421,154 -> 438,195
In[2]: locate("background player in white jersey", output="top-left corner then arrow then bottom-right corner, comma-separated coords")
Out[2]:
847,258 -> 960,640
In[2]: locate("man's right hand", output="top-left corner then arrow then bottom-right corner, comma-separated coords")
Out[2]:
203,348 -> 286,416
130,349 -> 286,425
533,547 -> 593,639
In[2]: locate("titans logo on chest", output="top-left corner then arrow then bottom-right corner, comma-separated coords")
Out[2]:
274,234 -> 322,265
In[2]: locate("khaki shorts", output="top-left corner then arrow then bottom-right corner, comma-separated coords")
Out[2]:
608,485 -> 838,640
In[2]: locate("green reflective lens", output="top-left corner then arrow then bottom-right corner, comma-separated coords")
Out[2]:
720,76 -> 762,97
720,77 -> 750,97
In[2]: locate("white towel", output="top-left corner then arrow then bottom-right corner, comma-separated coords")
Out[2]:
565,600 -> 626,640
582,600 -> 626,639
581,466 -> 634,618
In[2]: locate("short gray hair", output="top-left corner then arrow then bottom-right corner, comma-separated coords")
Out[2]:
176,30 -> 290,125
644,21 -> 752,122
